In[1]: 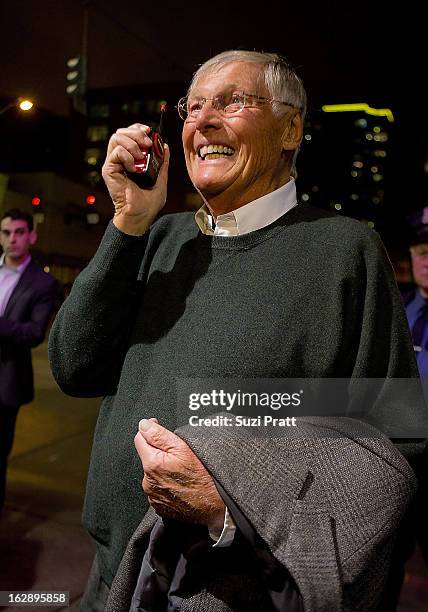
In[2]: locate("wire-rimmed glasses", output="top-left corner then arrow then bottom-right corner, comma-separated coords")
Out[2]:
177,91 -> 295,121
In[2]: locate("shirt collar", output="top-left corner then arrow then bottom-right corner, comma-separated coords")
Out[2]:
0,253 -> 31,273
194,179 -> 298,237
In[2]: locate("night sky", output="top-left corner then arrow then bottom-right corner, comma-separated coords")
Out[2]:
0,0 -> 415,116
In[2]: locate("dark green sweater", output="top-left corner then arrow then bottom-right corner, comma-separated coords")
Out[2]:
48,203 -> 426,586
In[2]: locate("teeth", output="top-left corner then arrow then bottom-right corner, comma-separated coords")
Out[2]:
199,145 -> 235,159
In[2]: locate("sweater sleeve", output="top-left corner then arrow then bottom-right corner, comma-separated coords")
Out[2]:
48,221 -> 149,398
350,229 -> 418,379
345,228 -> 428,465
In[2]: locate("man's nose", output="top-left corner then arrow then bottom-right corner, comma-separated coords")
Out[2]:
194,101 -> 222,131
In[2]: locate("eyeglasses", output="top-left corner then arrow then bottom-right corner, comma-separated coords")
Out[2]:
176,91 -> 295,121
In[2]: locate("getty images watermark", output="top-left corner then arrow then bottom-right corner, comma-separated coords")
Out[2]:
187,388 -> 299,428
175,378 -> 428,437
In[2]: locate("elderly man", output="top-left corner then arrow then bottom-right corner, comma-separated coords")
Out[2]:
49,51 -> 427,611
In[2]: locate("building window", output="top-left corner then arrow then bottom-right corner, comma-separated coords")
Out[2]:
145,99 -> 168,114
121,100 -> 143,115
86,170 -> 102,186
354,118 -> 368,128
373,132 -> 388,142
89,104 -> 110,119
87,125 -> 109,142
85,148 -> 103,166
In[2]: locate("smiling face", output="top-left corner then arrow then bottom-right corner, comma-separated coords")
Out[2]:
182,61 -> 301,215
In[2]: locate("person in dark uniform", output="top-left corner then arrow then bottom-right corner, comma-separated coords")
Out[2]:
399,207 -> 428,575
0,208 -> 58,513
403,207 -> 428,377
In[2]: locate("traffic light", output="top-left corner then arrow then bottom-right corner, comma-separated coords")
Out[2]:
66,56 -> 87,97
31,196 -> 44,226
85,194 -> 99,224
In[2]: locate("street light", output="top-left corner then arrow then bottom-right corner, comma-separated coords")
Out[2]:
18,99 -> 33,111
0,97 -> 34,115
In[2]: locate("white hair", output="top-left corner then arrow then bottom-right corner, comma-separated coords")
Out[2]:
188,50 -> 307,177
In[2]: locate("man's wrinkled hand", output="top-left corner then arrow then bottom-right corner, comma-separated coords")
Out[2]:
101,124 -> 170,236
134,419 -> 225,530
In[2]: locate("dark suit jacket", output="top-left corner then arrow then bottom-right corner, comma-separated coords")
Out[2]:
106,417 -> 417,612
0,259 -> 59,406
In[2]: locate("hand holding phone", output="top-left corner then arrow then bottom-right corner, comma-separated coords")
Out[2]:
132,129 -> 165,188
131,105 -> 167,188
102,111 -> 169,235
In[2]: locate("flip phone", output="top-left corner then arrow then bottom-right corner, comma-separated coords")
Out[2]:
131,105 -> 166,188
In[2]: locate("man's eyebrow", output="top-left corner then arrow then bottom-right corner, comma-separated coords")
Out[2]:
190,83 -> 245,96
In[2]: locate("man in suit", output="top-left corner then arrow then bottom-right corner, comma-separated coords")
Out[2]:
48,50 -> 428,610
0,208 -> 58,513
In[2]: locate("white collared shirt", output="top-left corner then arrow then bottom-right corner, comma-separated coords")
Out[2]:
0,254 -> 31,316
195,179 -> 297,237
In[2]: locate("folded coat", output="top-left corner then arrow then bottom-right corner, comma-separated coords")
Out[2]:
106,417 -> 417,612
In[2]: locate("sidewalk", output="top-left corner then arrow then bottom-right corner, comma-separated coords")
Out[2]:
0,341 -> 100,611
0,341 -> 427,611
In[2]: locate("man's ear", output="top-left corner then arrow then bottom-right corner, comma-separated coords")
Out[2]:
282,111 -> 303,152
29,230 -> 38,246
